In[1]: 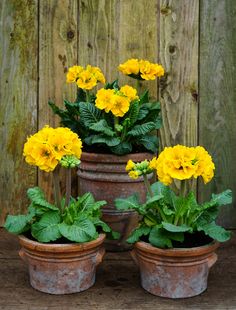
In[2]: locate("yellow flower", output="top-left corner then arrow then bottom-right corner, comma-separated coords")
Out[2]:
139,60 -> 165,80
76,70 -> 97,90
95,88 -> 114,113
23,126 -> 82,172
149,157 -> 158,170
193,146 -> 215,184
86,65 -> 106,84
110,94 -> 130,117
120,85 -> 139,102
126,160 -> 136,171
129,170 -> 140,179
66,65 -> 83,83
118,59 -> 140,75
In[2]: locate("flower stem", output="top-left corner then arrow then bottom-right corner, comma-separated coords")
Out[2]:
114,116 -> 119,135
65,168 -> 72,208
136,79 -> 141,95
86,90 -> 90,102
143,174 -> 153,197
52,167 -> 61,211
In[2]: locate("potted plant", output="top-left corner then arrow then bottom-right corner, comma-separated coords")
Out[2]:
48,59 -> 164,250
4,126 -> 117,295
115,145 -> 232,298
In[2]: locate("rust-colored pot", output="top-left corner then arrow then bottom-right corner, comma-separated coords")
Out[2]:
77,152 -> 154,251
131,240 -> 219,298
18,234 -> 105,294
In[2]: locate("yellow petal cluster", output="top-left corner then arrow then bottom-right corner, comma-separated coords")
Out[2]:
23,126 -> 82,172
126,159 -> 152,179
66,65 -> 105,90
153,145 -> 215,185
118,59 -> 164,80
95,85 -> 138,117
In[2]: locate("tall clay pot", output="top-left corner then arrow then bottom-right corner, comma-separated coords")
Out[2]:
131,240 -> 219,298
77,152 -> 154,251
18,234 -> 105,294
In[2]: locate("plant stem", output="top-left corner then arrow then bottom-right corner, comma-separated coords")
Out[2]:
114,116 -> 119,135
52,167 -> 61,210
65,168 -> 72,208
143,174 -> 153,197
136,79 -> 141,95
86,90 -> 90,102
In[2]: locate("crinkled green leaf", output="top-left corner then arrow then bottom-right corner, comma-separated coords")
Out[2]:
198,221 -> 231,242
127,226 -> 151,243
27,187 -> 58,211
149,226 -> 172,248
90,119 -> 114,136
111,141 -> 132,155
115,193 -> 140,211
59,219 -> 97,242
127,122 -> 156,137
4,213 -> 33,234
79,102 -> 102,127
137,135 -> 158,153
162,222 -> 192,233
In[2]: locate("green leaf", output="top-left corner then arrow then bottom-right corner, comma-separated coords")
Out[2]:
198,221 -> 231,242
162,205 -> 175,216
76,88 -> 86,102
90,119 -> 114,136
27,187 -> 58,211
149,226 -> 172,248
79,102 -> 102,127
31,211 -> 61,243
137,135 -> 158,153
92,219 -> 111,232
59,219 -> 97,242
48,100 -> 67,119
64,100 -> 80,116
127,226 -> 151,243
145,194 -> 164,207
104,79 -> 119,90
148,182 -> 175,206
127,122 -> 156,137
211,190 -> 232,206
85,134 -> 120,147
115,194 -> 140,211
139,90 -> 149,104
162,222 -> 192,233
111,141 -> 132,155
127,100 -> 139,126
4,213 -> 33,234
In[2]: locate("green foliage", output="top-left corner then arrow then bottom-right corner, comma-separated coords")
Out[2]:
115,181 -> 232,248
4,187 -> 116,244
48,80 -> 162,155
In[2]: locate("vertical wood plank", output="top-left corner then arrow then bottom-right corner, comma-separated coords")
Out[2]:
159,0 -> 199,193
199,0 -> 236,227
78,0 -> 120,82
38,0 -> 78,201
0,0 -> 38,225
119,0 -> 158,98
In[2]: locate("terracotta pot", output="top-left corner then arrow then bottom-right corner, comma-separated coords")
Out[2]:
131,240 -> 219,298
77,152 -> 154,251
18,234 -> 105,294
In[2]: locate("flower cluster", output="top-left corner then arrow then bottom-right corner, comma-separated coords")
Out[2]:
95,85 -> 139,117
126,159 -> 153,179
118,59 -> 165,80
149,145 -> 215,185
23,126 -> 82,172
66,65 -> 105,90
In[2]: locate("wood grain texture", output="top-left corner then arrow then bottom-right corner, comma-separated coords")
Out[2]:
78,0 -> 120,83
38,0 -> 78,201
198,0 -> 236,227
118,0 -> 158,98
0,0 -> 38,225
159,0 -> 199,194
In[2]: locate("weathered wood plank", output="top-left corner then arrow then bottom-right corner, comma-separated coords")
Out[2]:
0,0 -> 38,225
159,0 -> 199,194
118,0 -> 158,98
78,0 -> 120,82
38,0 -> 78,201
198,0 -> 236,228
0,229 -> 236,309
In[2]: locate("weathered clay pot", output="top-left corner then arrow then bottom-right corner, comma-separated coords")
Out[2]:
131,240 -> 219,298
18,234 -> 105,294
77,152 -> 154,251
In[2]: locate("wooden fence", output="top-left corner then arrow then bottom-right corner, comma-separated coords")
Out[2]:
1,0 -> 236,227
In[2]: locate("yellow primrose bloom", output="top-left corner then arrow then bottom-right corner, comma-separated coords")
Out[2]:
76,70 -> 97,90
66,65 -> 84,83
139,60 -> 164,80
23,126 -> 82,172
110,94 -> 130,117
149,157 -> 158,170
126,159 -> 136,171
95,88 -> 114,113
86,65 -> 106,84
129,170 -> 140,179
118,59 -> 140,75
193,146 -> 215,184
120,85 -> 139,102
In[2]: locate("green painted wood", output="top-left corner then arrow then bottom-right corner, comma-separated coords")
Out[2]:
159,0 -> 199,194
0,0 -> 38,225
38,0 -> 78,201
198,0 -> 236,227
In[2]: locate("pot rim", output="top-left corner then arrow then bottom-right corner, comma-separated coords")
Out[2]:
134,240 -> 220,257
18,233 -> 106,253
80,151 -> 154,163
